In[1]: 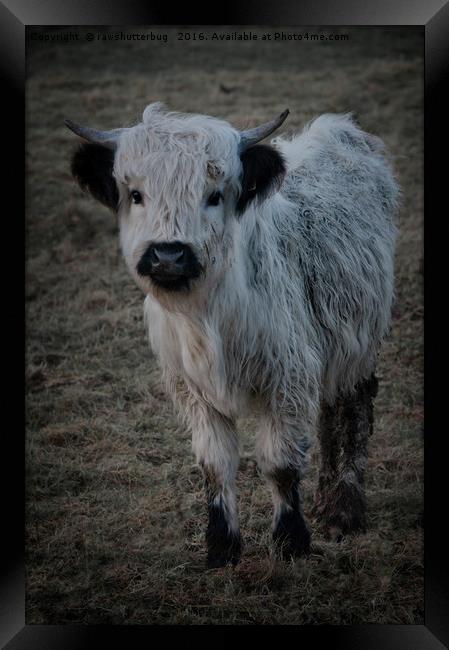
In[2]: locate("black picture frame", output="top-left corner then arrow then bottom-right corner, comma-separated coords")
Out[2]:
4,0 -> 448,647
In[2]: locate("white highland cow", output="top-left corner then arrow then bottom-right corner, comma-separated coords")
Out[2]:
66,103 -> 398,567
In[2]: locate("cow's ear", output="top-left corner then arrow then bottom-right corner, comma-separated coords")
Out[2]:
236,144 -> 286,215
70,142 -> 119,211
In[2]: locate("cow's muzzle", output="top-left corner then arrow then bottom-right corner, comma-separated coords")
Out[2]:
137,241 -> 202,291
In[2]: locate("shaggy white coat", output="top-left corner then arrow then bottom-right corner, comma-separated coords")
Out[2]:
113,103 -> 399,530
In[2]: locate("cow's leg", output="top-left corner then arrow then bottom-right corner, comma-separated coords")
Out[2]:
256,415 -> 311,558
191,405 -> 241,568
314,373 -> 378,539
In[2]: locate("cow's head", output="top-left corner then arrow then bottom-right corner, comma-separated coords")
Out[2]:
66,102 -> 288,302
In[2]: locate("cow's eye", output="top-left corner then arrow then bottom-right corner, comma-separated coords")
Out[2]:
207,191 -> 222,207
130,190 -> 143,205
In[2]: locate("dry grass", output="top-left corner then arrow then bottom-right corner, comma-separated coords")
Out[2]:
25,26 -> 423,624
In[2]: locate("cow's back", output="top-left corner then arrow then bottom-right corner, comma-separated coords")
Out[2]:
272,114 -> 399,399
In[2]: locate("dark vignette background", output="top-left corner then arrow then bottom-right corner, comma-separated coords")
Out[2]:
1,0 -> 448,648
24,24 -> 425,627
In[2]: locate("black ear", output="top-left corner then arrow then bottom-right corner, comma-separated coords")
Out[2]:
70,143 -> 119,210
236,144 -> 286,215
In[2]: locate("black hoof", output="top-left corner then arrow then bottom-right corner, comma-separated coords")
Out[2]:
206,533 -> 242,568
273,511 -> 311,559
205,498 -> 242,568
315,483 -> 367,539
323,513 -> 366,539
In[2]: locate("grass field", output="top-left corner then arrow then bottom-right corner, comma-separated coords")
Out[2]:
25,26 -> 424,624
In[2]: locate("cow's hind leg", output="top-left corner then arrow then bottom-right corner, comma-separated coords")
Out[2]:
314,374 -> 378,540
256,416 -> 311,558
191,406 -> 242,568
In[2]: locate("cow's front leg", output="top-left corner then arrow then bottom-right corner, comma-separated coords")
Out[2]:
268,465 -> 311,558
191,406 -> 241,568
256,415 -> 311,559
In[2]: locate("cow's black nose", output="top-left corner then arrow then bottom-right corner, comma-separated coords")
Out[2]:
150,243 -> 185,269
137,241 -> 195,279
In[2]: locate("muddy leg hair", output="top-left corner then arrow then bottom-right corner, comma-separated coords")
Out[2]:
269,466 -> 311,557
315,398 -> 340,512
315,373 -> 378,538
191,406 -> 242,568
202,463 -> 242,568
256,415 -> 311,558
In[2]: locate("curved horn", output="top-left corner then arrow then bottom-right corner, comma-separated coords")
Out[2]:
64,119 -> 126,150
239,109 -> 289,152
